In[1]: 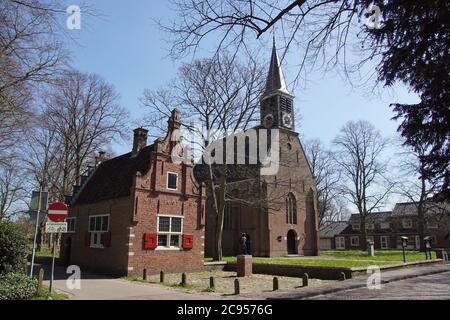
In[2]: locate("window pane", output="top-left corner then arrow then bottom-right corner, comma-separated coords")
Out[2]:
159,217 -> 170,232
168,173 -> 178,189
158,235 -> 168,246
171,218 -> 182,232
101,216 -> 109,231
170,235 -> 179,247
89,217 -> 95,231
95,216 -> 102,231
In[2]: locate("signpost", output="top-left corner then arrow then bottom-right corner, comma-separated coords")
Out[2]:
29,189 -> 49,277
45,202 -> 68,294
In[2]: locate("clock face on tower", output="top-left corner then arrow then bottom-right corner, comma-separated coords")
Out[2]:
282,112 -> 292,128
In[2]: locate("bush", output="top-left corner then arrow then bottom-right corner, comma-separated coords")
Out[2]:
0,220 -> 29,274
0,273 -> 37,300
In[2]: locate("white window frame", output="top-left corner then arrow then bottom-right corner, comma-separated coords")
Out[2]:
66,217 -> 76,233
380,236 -> 389,249
335,237 -> 345,249
166,172 -> 179,190
402,219 -> 413,228
380,222 -> 390,229
352,223 -> 360,230
350,236 -> 360,247
156,215 -> 183,250
88,214 -> 110,248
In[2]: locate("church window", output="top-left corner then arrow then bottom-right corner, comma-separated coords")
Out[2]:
286,193 -> 297,224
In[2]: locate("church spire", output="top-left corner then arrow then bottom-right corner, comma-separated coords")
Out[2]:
263,37 -> 290,98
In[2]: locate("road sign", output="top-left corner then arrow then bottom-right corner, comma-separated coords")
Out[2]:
45,221 -> 67,233
47,202 -> 68,222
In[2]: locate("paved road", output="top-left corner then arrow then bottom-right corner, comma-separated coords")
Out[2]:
307,271 -> 450,300
30,263 -> 222,300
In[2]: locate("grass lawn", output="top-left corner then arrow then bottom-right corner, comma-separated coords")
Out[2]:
321,250 -> 435,262
205,250 -> 436,268
32,287 -> 69,300
32,249 -> 60,258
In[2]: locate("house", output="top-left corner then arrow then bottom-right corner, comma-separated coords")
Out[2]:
334,202 -> 450,250
319,221 -> 348,250
198,40 -> 319,257
60,110 -> 206,276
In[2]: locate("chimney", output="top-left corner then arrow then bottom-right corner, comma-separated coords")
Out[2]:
95,151 -> 107,167
132,128 -> 148,156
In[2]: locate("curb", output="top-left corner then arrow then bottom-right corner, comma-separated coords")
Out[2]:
265,264 -> 450,300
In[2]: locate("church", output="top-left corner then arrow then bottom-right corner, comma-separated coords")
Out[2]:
201,41 -> 320,257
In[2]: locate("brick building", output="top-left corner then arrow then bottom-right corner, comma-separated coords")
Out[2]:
60,110 -> 206,276
333,202 -> 450,250
200,40 -> 319,257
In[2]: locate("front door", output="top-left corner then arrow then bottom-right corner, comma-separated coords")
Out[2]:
287,230 -> 297,254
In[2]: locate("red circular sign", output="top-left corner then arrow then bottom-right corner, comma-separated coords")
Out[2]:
47,202 -> 68,222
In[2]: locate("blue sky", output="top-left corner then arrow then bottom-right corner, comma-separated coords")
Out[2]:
63,1 -> 419,210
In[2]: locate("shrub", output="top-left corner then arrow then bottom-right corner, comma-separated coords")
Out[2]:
0,220 -> 29,274
0,273 -> 37,300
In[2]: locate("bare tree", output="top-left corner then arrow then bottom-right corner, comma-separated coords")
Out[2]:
0,165 -> 27,221
142,52 -> 265,260
333,120 -> 394,249
305,138 -> 345,226
161,1 -> 372,82
0,0 -> 69,163
44,71 -> 129,187
395,139 -> 446,251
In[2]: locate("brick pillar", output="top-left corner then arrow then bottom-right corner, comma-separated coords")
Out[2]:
237,255 -> 252,277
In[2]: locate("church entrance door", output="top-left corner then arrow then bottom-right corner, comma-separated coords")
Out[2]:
287,230 -> 297,254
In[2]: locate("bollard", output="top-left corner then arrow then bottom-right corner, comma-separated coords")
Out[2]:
143,268 -> 147,281
209,276 -> 215,290
234,278 -> 240,295
160,271 -> 164,283
181,273 -> 187,287
273,277 -> 279,291
302,273 -> 309,287
339,272 -> 346,281
37,268 -> 44,295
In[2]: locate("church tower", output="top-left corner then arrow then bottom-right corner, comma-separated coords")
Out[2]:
260,38 -> 295,131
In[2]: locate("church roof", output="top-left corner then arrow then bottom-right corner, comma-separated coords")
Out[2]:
263,37 -> 290,97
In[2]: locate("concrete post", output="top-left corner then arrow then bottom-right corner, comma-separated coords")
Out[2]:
234,278 -> 240,295
302,273 -> 309,287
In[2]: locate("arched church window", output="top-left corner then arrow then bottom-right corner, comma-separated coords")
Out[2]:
286,193 -> 297,224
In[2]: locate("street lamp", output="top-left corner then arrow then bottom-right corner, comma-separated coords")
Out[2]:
400,236 -> 408,263
424,236 -> 432,260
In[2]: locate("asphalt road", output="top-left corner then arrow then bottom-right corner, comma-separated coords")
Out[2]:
306,270 -> 450,300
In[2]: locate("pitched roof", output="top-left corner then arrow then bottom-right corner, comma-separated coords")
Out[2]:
348,211 -> 393,223
72,145 -> 154,205
392,201 -> 450,217
262,37 -> 290,97
319,221 -> 348,237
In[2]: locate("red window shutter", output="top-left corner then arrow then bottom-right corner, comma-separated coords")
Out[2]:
101,231 -> 112,247
182,234 -> 194,250
143,233 -> 157,250
84,232 -> 91,247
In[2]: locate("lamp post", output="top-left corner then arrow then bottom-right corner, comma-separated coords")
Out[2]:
400,236 -> 408,263
424,236 -> 432,260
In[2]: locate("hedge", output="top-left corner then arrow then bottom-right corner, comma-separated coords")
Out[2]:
0,273 -> 37,300
0,220 -> 29,274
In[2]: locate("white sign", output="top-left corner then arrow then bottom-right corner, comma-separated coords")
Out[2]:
45,222 -> 67,233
